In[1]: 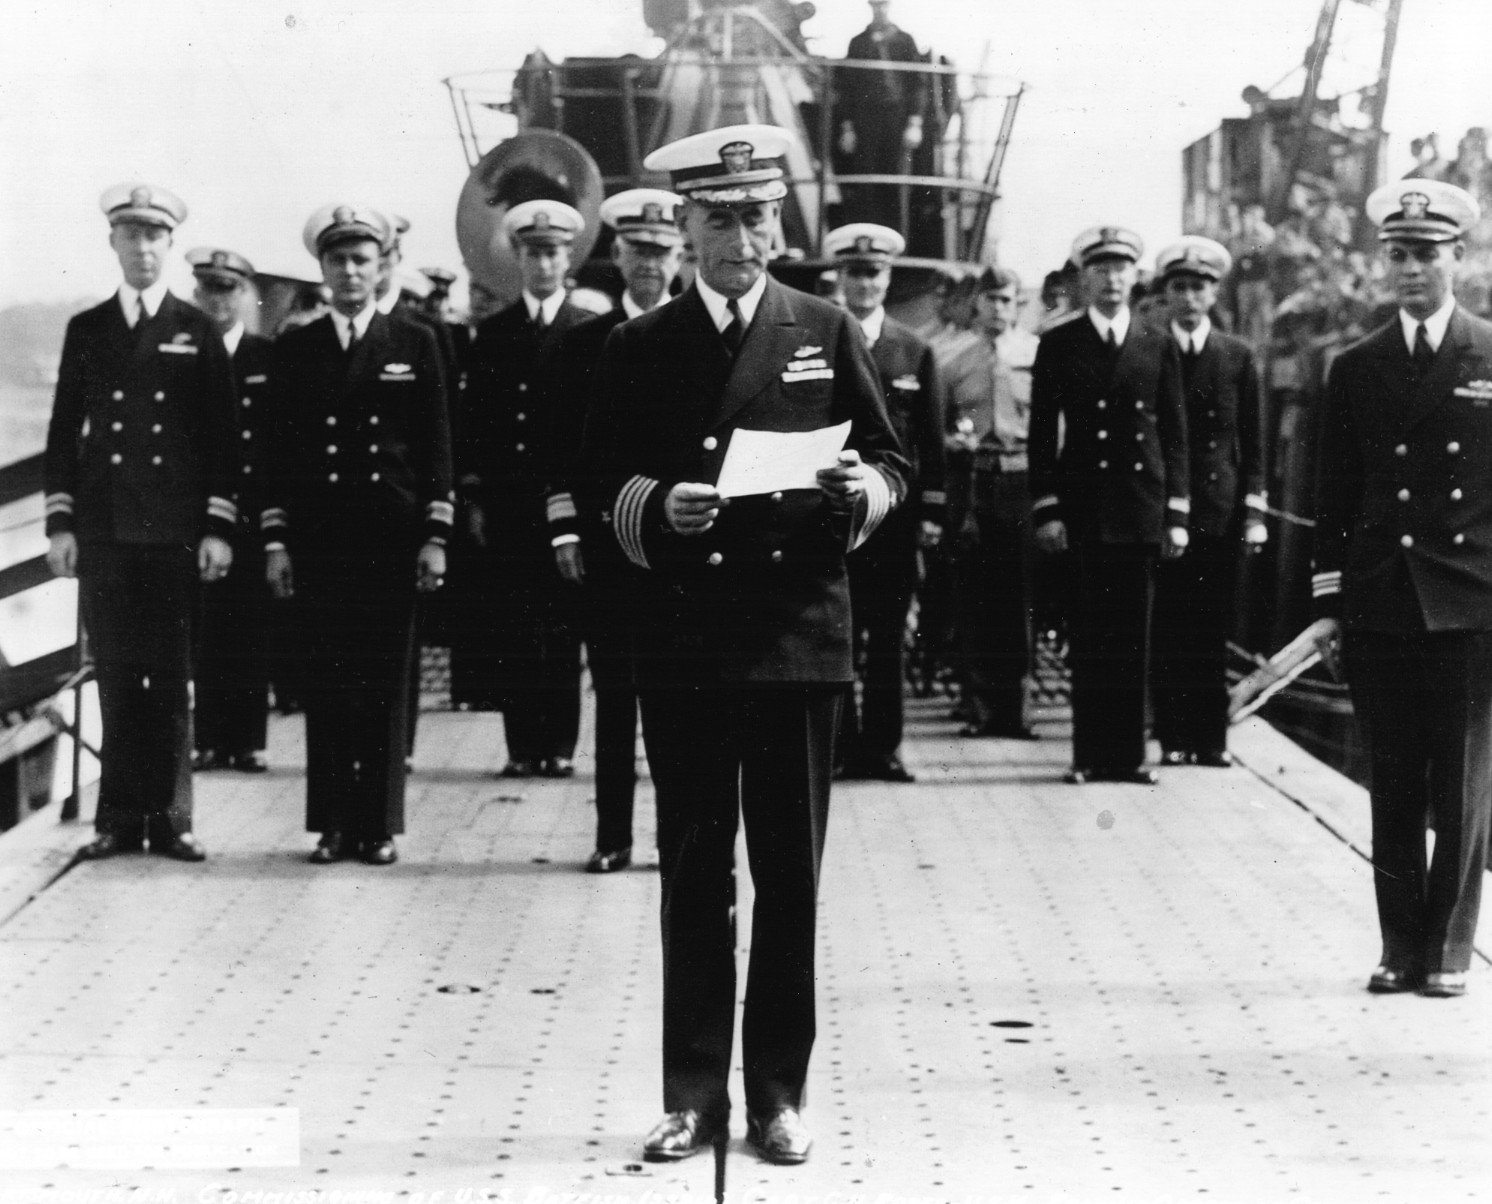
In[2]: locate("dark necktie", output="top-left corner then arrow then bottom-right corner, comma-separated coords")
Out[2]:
133,296 -> 149,341
721,299 -> 745,357
532,307 -> 547,337
345,323 -> 359,361
1412,323 -> 1434,376
1181,333 -> 1199,377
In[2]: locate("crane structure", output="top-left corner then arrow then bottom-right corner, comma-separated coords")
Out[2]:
1181,0 -> 1403,246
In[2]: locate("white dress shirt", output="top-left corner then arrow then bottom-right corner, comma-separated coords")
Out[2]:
222,322 -> 245,358
1171,316 -> 1211,355
1088,305 -> 1132,346
1399,295 -> 1456,355
696,273 -> 768,333
856,306 -> 886,349
329,303 -> 377,350
523,289 -> 567,327
118,280 -> 170,327
622,290 -> 669,320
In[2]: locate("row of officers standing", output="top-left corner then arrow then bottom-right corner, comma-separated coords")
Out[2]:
40,172 -> 1275,871
834,221 -> 1269,785
41,132 -> 1492,1170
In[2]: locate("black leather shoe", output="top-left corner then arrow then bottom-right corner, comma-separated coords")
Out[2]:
498,759 -> 537,778
231,751 -> 269,773
191,748 -> 224,772
309,833 -> 348,864
363,838 -> 398,866
1159,749 -> 1190,767
870,756 -> 916,782
585,847 -> 632,873
642,1109 -> 725,1162
746,1107 -> 812,1165
1193,749 -> 1233,768
153,833 -> 207,862
77,832 -> 143,859
1063,767 -> 1092,785
541,756 -> 576,778
1093,767 -> 1158,785
1367,965 -> 1419,994
1419,971 -> 1467,998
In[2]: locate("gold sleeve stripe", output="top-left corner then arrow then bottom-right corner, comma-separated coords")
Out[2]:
851,467 -> 894,551
614,475 -> 658,570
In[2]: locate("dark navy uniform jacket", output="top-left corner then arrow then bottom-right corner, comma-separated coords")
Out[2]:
230,332 -> 273,538
843,22 -> 924,110
869,316 -> 945,526
1028,312 -> 1190,543
459,295 -> 588,563
542,305 -> 631,558
260,311 -> 454,552
1313,306 -> 1492,633
45,292 -> 239,545
579,278 -> 908,685
1180,328 -> 1265,538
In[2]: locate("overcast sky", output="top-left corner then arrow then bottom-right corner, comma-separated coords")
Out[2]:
1,0 -> 1488,309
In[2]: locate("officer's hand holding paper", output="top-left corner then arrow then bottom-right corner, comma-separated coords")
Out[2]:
713,420 -> 854,501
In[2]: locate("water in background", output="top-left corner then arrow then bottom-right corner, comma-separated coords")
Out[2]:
2,384 -> 52,465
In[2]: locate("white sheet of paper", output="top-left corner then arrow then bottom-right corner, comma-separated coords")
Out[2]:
712,421 -> 853,499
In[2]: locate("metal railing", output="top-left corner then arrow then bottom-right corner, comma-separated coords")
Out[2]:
0,452 -> 94,825
444,54 -> 1024,263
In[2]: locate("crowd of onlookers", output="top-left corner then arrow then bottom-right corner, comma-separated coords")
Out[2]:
1215,126 -> 1492,376
894,124 -> 1492,418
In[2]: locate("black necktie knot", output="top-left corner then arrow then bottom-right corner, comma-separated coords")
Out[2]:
721,299 -> 745,357
1412,323 -> 1434,376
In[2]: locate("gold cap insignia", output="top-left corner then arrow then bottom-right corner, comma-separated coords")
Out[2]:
130,187 -> 151,208
533,211 -> 551,230
642,202 -> 663,224
1400,191 -> 1431,220
332,205 -> 354,224
720,142 -> 755,174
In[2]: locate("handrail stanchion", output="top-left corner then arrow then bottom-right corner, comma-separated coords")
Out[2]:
817,62 -> 833,251
61,606 -> 84,823
620,67 -> 644,183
